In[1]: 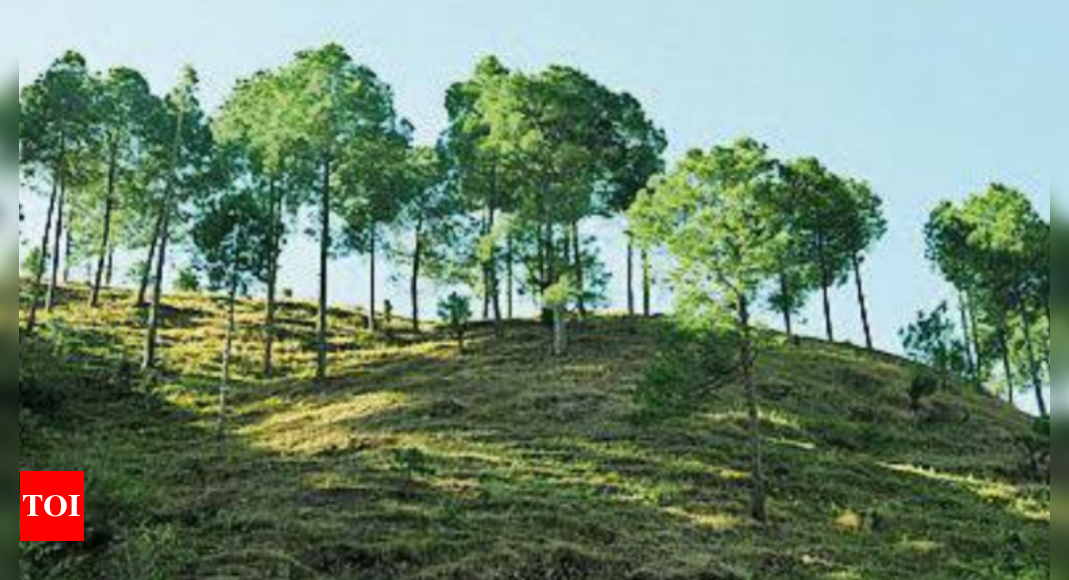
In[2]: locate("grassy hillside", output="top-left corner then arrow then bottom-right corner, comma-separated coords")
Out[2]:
19,285 -> 1049,580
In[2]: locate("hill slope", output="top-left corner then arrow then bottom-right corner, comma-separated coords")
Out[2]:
19,286 -> 1049,580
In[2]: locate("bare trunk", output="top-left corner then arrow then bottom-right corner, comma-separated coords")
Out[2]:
852,254 -> 873,350
46,188 -> 65,311
316,155 -> 332,383
642,249 -> 652,318
627,239 -> 636,317
263,179 -> 282,379
489,207 -> 502,337
482,212 -> 491,321
967,293 -> 984,382
780,274 -> 794,340
91,143 -> 119,308
506,233 -> 515,321
1018,303 -> 1048,417
572,221 -> 585,317
538,222 -> 548,297
137,211 -> 163,307
738,294 -> 767,523
999,326 -> 1015,406
958,294 -> 977,386
553,306 -> 567,357
143,97 -> 186,373
25,175 -> 60,337
142,205 -> 170,371
818,238 -> 834,342
368,224 -> 377,332
411,220 -> 423,333
63,222 -> 72,285
105,248 -> 114,288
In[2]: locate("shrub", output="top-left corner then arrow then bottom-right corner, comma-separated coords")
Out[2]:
437,293 -> 472,352
634,320 -> 738,420
174,268 -> 201,294
908,372 -> 940,412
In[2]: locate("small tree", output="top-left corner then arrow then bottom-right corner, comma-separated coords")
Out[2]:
630,138 -> 788,524
20,247 -> 44,279
438,293 -> 472,353
190,179 -> 270,435
544,277 -> 575,357
900,303 -> 970,393
175,268 -> 201,294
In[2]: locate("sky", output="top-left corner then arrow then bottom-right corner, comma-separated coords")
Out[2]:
14,0 -> 1063,405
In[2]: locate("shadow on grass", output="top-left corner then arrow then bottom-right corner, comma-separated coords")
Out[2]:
21,294 -> 1050,580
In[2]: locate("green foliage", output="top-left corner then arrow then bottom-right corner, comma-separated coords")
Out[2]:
630,138 -> 787,322
441,58 -> 665,310
19,51 -> 96,180
778,159 -> 856,287
925,185 -> 1048,410
189,183 -> 271,296
629,137 -> 789,522
437,292 -> 472,350
21,246 -> 44,278
543,276 -> 574,310
17,287 -> 1050,579
174,268 -> 201,293
900,302 -> 970,382
634,320 -> 739,419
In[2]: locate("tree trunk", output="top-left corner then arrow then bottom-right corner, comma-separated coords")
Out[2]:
818,239 -> 834,343
538,222 -> 548,297
967,293 -> 984,383
105,247 -> 114,288
572,221 -> 586,317
958,294 -> 977,386
738,294 -> 767,524
63,221 -> 72,285
489,207 -> 502,337
779,274 -> 794,341
141,205 -> 170,371
482,211 -> 491,322
368,224 -> 377,332
220,280 -> 237,436
553,305 -> 567,357
143,97 -> 186,373
411,220 -> 423,333
642,249 -> 652,318
852,254 -> 873,350
91,143 -> 119,308
999,327 -> 1015,406
137,211 -> 164,307
263,179 -> 282,380
316,155 -> 332,383
46,188 -> 65,312
25,176 -> 60,337
627,238 -> 636,317
1018,303 -> 1048,417
506,233 -> 515,321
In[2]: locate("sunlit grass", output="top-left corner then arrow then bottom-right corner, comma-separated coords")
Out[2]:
19,283 -> 1049,579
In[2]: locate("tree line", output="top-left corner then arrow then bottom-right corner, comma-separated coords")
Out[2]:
19,48 -> 671,379
912,185 -> 1050,416
18,48 -> 1049,523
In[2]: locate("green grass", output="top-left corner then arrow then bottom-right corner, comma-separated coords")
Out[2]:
20,284 -> 1049,579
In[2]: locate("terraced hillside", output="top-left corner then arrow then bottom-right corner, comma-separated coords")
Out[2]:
19,285 -> 1049,579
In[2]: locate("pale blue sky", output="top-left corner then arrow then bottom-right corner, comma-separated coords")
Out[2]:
17,1 -> 1063,374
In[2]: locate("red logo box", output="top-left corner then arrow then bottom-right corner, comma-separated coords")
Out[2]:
20,472 -> 85,542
